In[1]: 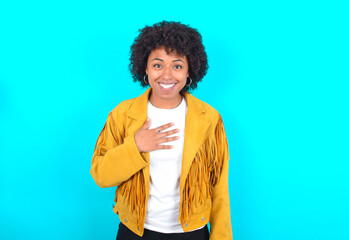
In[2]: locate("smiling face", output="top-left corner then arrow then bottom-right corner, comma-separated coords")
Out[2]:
145,47 -> 189,109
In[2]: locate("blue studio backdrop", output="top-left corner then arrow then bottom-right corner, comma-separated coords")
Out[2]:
0,0 -> 348,239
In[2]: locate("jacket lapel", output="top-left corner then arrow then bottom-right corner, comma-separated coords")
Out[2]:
127,88 -> 151,133
126,88 -> 211,190
180,92 -> 210,190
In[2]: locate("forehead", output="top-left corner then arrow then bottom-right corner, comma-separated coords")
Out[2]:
148,47 -> 187,61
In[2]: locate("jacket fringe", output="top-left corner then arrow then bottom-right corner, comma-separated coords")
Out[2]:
113,115 -> 226,228
94,113 -> 146,227
94,124 -> 106,153
115,171 -> 146,227
94,112 -> 119,153
179,115 -> 226,223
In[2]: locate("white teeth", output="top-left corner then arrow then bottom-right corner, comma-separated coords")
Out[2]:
159,83 -> 175,89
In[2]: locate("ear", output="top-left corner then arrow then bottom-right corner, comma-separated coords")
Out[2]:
145,68 -> 148,75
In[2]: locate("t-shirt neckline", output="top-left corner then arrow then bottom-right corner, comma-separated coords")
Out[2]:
148,97 -> 185,111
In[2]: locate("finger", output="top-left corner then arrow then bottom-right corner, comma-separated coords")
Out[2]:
157,122 -> 174,132
156,144 -> 173,150
142,118 -> 151,130
158,128 -> 180,137
158,136 -> 179,143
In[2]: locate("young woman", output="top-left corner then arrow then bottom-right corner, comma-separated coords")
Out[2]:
91,21 -> 233,240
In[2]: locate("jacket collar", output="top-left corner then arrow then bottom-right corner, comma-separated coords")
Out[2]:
127,87 -> 211,189
127,87 -> 207,120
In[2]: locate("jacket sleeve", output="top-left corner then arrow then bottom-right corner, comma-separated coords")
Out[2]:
210,115 -> 233,240
90,110 -> 148,188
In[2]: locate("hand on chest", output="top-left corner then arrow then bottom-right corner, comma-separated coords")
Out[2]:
147,99 -> 187,158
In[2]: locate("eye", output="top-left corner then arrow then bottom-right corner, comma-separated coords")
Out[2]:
153,64 -> 162,68
174,65 -> 183,69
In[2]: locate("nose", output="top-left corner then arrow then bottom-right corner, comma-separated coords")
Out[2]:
162,66 -> 173,80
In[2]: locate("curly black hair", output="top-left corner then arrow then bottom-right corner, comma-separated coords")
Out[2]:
129,21 -> 208,93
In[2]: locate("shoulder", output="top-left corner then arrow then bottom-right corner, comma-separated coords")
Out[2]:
97,98 -> 136,135
113,98 -> 136,112
187,93 -> 222,124
103,97 -> 138,134
109,88 -> 151,118
109,97 -> 137,118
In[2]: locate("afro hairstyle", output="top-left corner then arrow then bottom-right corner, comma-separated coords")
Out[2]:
129,20 -> 208,93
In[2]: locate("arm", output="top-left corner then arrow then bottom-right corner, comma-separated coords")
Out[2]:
210,115 -> 233,240
90,111 -> 148,188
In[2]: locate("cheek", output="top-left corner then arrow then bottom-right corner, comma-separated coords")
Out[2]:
177,72 -> 188,82
148,71 -> 160,81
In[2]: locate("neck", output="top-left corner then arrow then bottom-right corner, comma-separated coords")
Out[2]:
149,94 -> 183,109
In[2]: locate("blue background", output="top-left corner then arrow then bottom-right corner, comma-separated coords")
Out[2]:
1,0 -> 348,239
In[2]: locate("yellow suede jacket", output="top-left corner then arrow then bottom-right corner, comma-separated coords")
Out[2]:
90,88 -> 233,239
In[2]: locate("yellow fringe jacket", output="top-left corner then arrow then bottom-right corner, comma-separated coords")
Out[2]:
90,88 -> 233,239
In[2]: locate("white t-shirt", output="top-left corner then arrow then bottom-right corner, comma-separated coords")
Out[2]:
144,97 -> 187,233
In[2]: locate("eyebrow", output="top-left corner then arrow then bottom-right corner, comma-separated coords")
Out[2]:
173,59 -> 184,63
151,58 -> 184,63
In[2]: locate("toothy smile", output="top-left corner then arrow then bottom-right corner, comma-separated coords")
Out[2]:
159,83 -> 176,89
